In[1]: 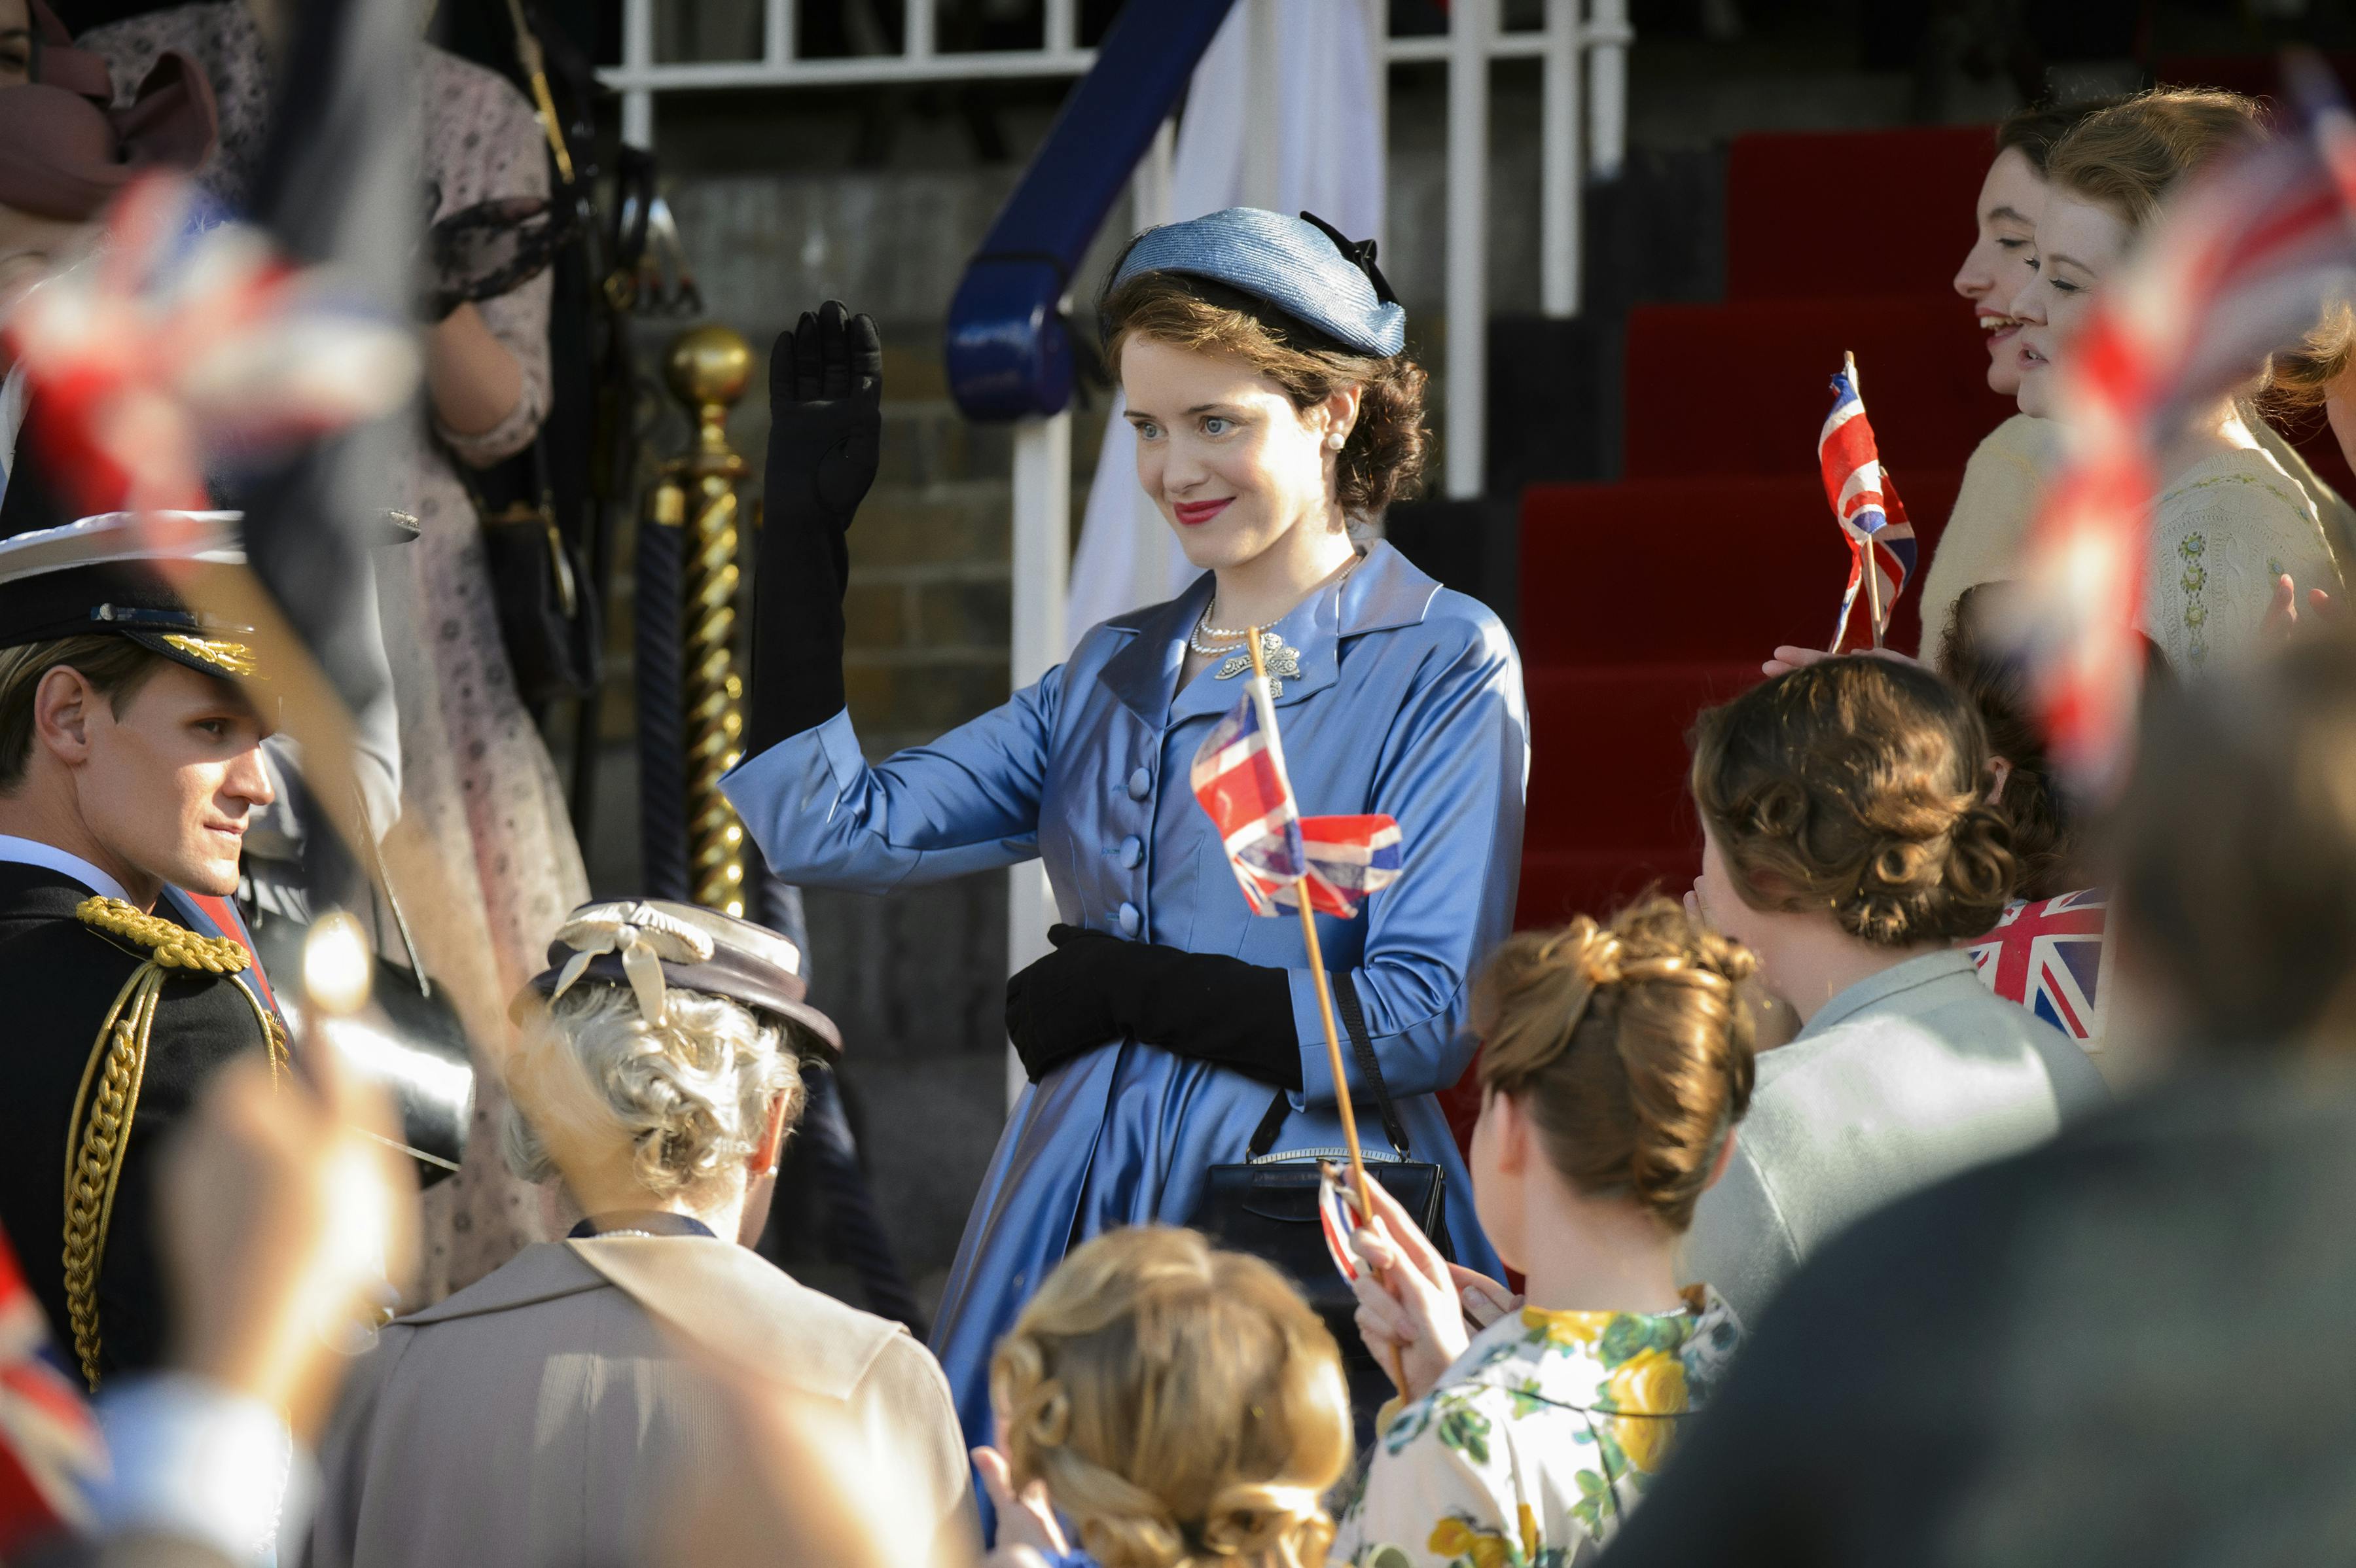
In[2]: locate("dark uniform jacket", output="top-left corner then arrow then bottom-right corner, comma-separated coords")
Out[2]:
0,863 -> 279,1387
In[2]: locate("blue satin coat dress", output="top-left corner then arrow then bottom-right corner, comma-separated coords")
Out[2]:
721,541 -> 1529,1446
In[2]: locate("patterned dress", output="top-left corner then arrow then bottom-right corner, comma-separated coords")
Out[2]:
82,5 -> 590,1297
1330,1287 -> 1742,1568
2146,446 -> 2338,677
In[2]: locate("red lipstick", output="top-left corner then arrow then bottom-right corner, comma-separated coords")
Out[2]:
1173,498 -> 1233,527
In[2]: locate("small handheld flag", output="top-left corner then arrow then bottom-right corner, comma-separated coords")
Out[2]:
1293,815 -> 1403,918
1190,686 -> 1402,918
1317,1160 -> 1366,1285
1817,353 -> 1918,650
1188,676 -> 1308,916
1189,628 -> 1409,1393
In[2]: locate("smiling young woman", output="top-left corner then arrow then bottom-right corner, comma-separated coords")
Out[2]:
1916,93 -> 2355,660
2005,89 -> 2345,675
726,209 -> 1529,1462
1917,99 -> 2120,649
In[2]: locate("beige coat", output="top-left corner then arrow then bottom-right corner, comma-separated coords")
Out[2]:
300,1237 -> 976,1568
1918,414 -> 2351,669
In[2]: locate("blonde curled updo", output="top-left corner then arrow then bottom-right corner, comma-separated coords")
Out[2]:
1690,657 -> 2016,947
1474,897 -> 1757,1232
502,981 -> 804,1202
990,1227 -> 1351,1568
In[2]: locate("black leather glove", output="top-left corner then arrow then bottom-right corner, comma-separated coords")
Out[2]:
1005,924 -> 1303,1089
748,301 -> 884,753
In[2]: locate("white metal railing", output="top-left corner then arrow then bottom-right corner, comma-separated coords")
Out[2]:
607,0 -> 1628,1101
605,1 -> 1628,342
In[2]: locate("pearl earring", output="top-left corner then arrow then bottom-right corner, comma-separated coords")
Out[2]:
1327,432 -> 1347,450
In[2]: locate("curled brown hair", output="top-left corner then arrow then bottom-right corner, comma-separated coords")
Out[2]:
1101,269 -> 1428,520
2262,296 -> 2356,410
1473,897 -> 1757,1233
1690,658 -> 2016,946
1936,584 -> 2080,901
990,1226 -> 1351,1568
2044,86 -> 2268,231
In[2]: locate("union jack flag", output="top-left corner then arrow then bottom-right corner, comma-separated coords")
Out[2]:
1818,352 -> 1916,651
0,1227 -> 101,1556
1292,815 -> 1403,918
1190,683 -> 1403,919
1317,1161 -> 1367,1285
2008,56 -> 2356,789
1,175 -> 419,522
1967,888 -> 2109,1044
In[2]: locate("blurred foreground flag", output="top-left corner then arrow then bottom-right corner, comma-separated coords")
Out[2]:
1,176 -> 418,520
2007,54 -> 2356,790
1191,675 -> 1401,919
0,1226 -> 100,1556
1817,352 -> 1915,650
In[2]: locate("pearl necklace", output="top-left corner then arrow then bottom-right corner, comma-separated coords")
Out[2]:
1188,599 -> 1251,654
1189,552 -> 1365,656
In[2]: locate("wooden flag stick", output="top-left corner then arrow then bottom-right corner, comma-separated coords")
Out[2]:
1244,627 -> 1409,1393
1864,545 -> 1883,649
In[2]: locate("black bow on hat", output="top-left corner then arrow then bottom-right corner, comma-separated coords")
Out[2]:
1298,209 -> 1399,308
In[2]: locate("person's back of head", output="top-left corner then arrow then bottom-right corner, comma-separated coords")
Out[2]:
990,1226 -> 1351,1568
503,897 -> 842,1244
1689,656 -> 2016,949
1473,896 -> 1757,1238
2115,630 -> 2356,1050
1936,583 -> 2083,902
505,980 -> 802,1200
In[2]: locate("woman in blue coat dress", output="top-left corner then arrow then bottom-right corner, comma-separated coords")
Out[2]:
723,207 -> 1528,1450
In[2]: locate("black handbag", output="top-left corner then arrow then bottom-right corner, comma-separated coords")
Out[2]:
471,437 -> 602,706
1188,973 -> 1450,1332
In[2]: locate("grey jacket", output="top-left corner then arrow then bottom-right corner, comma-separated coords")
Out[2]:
1681,950 -> 2109,1327
300,1237 -> 976,1568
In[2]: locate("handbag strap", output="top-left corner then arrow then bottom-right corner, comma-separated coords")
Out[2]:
1335,971 -> 1414,1156
353,785 -> 434,1001
1245,971 -> 1414,1159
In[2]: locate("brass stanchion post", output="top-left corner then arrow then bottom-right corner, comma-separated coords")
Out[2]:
657,325 -> 753,916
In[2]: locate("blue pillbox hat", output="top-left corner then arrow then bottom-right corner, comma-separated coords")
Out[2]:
1108,207 -> 1406,358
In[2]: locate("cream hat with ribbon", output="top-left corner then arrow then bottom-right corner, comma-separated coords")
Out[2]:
516,898 -> 842,1059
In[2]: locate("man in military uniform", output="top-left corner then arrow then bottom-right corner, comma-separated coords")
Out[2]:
0,507 -> 287,1390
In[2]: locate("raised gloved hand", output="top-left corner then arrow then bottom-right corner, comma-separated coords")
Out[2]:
748,301 -> 884,753
1005,924 -> 1302,1090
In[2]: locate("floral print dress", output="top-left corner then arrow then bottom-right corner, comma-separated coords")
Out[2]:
1331,1287 -> 1742,1568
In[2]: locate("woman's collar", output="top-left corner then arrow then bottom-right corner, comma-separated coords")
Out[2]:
1098,539 -> 1442,726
